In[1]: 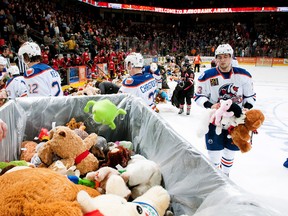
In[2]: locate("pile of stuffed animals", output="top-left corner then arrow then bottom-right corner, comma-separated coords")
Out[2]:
0,107 -> 171,215
63,81 -> 101,96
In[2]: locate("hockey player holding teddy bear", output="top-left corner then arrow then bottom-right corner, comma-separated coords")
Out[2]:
194,43 -> 256,176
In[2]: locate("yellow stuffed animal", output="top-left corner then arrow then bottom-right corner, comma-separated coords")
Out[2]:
0,168 -> 100,216
229,109 -> 265,153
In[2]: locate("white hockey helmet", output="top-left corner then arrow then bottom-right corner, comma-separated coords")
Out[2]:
18,41 -> 41,62
7,65 -> 20,76
150,62 -> 158,73
215,44 -> 233,57
124,52 -> 144,69
0,56 -> 7,66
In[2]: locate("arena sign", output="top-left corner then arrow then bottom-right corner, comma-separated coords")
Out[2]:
79,1 -> 287,14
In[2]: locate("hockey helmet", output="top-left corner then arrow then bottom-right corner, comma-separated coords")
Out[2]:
150,62 -> 158,73
18,41 -> 41,62
124,52 -> 144,69
215,44 -> 233,57
7,65 -> 20,76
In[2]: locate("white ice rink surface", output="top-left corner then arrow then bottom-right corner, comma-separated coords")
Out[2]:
158,64 -> 288,215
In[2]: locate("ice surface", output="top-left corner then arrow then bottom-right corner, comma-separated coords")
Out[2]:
158,64 -> 288,215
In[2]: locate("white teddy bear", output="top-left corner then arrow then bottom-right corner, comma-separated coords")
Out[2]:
120,154 -> 162,199
77,185 -> 170,216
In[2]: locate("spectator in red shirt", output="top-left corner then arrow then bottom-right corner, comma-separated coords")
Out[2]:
82,48 -> 90,65
108,58 -> 115,80
74,55 -> 82,66
51,54 -> 59,71
41,46 -> 50,65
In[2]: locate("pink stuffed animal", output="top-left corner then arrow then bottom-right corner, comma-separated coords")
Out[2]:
210,99 -> 234,135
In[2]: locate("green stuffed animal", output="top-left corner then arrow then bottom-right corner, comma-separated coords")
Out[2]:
84,99 -> 126,130
0,160 -> 29,170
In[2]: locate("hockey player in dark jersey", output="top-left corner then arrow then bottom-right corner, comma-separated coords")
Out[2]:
177,68 -> 194,115
194,43 -> 256,176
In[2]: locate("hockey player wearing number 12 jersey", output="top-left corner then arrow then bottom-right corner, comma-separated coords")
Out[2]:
119,52 -> 158,112
194,44 -> 256,176
18,42 -> 63,97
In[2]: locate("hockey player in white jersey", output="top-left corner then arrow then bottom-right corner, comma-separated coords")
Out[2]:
0,57 -> 7,81
5,65 -> 29,99
119,52 -> 158,112
194,43 -> 256,176
18,42 -> 63,97
142,62 -> 162,89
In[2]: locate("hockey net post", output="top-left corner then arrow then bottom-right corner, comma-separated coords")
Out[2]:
255,57 -> 273,67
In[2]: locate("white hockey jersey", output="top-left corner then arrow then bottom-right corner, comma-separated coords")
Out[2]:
142,65 -> 162,89
119,73 -> 157,108
5,76 -> 29,99
194,66 -> 256,108
24,63 -> 63,97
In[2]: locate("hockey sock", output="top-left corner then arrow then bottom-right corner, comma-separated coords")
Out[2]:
186,105 -> 191,115
178,104 -> 184,114
221,148 -> 236,176
207,150 -> 223,169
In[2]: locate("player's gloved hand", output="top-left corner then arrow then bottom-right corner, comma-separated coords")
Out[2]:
227,103 -> 242,118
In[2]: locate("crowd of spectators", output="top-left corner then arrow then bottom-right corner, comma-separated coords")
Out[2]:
0,0 -> 287,71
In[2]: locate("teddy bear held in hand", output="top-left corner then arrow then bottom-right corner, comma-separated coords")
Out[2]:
210,99 -> 235,135
38,126 -> 99,176
229,109 -> 265,153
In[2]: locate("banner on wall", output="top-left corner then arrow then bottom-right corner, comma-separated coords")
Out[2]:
79,1 -> 287,14
67,66 -> 87,85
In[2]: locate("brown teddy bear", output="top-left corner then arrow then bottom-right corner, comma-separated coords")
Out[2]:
101,145 -> 131,169
20,141 -> 38,162
66,117 -> 84,130
0,168 -> 100,215
230,109 -> 265,153
66,118 -> 89,139
38,126 -> 99,176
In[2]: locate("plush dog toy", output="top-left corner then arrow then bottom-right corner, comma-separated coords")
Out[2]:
77,185 -> 170,216
0,168 -> 100,216
121,154 -> 162,199
101,145 -> 131,169
229,109 -> 265,153
38,126 -> 99,176
84,99 -> 127,130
